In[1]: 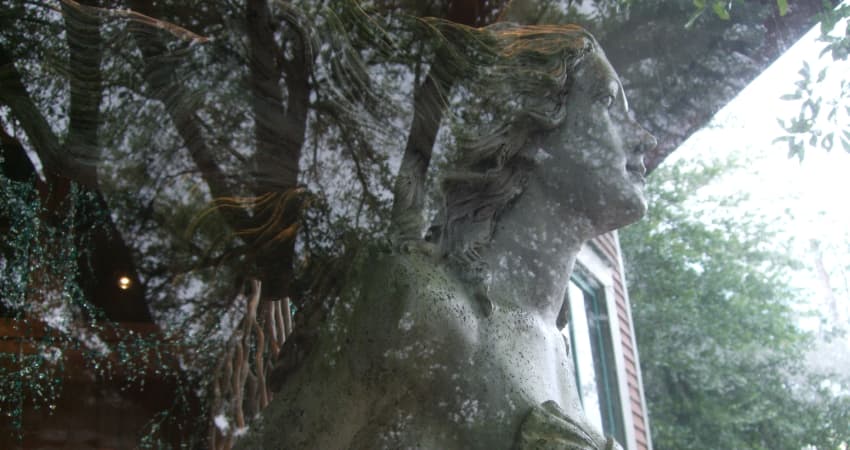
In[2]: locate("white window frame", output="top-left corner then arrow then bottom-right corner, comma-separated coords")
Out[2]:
574,243 -> 638,450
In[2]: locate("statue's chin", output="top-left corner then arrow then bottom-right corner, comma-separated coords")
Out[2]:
621,197 -> 648,226
620,183 -> 648,220
628,195 -> 649,222
591,195 -> 647,234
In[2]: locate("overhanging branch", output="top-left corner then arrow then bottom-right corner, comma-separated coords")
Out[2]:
388,0 -> 512,244
126,0 -> 251,232
0,43 -> 65,177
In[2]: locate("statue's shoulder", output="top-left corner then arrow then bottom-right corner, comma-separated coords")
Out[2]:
348,242 -> 481,341
353,242 -> 457,301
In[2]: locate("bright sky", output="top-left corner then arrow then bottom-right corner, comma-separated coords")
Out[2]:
667,18 -> 850,334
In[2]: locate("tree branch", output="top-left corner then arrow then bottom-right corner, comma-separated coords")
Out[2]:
388,0 -> 512,244
0,43 -> 65,177
246,0 -> 293,191
245,0 -> 313,301
388,72 -> 452,243
0,116 -> 40,183
126,0 -> 251,232
63,0 -> 103,185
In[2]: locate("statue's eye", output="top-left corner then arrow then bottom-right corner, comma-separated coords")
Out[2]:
599,94 -> 614,109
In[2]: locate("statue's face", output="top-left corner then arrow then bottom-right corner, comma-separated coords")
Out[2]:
535,50 -> 656,233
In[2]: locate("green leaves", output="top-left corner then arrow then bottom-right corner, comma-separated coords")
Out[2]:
776,0 -> 788,17
776,59 -> 850,159
621,160 -> 850,449
774,2 -> 850,159
688,0 -> 809,24
819,2 -> 850,61
686,0 -> 731,28
712,1 -> 730,21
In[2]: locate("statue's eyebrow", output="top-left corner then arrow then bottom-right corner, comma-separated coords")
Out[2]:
608,77 -> 629,112
618,80 -> 629,112
601,77 -> 629,112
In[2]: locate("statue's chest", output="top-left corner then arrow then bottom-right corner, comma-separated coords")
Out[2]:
474,308 -> 574,404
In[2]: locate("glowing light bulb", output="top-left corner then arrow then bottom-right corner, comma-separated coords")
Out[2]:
118,276 -> 132,290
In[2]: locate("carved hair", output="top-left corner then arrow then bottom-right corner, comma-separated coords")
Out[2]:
433,23 -> 599,266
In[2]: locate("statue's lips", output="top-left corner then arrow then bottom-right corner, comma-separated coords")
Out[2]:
626,163 -> 646,185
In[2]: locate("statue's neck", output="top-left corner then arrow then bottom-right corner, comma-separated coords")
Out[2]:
478,179 -> 594,324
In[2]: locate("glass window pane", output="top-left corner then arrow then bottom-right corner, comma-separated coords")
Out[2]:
566,280 -> 605,433
565,275 -> 626,446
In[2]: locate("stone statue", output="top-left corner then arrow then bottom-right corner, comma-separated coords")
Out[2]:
236,22 -> 656,450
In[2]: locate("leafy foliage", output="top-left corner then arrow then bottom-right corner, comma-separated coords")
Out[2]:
621,159 -> 850,449
682,0 -> 850,162
0,170 -> 205,447
819,1 -> 850,61
775,59 -> 850,160
687,0 -> 791,28
774,4 -> 850,160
